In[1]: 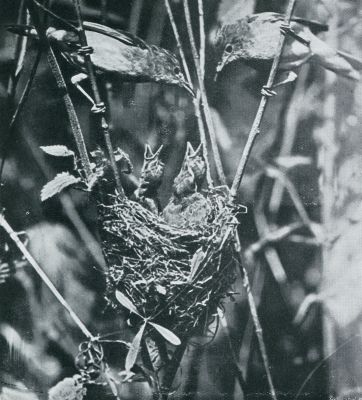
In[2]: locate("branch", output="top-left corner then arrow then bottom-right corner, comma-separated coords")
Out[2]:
164,0 -> 213,187
182,0 -> 227,185
237,250 -> 278,400
230,0 -> 298,199
72,0 -> 124,196
0,214 -> 94,340
197,0 -> 205,80
25,0 -> 92,180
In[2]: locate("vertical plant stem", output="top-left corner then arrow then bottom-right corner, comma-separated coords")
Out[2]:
25,0 -> 92,179
239,253 -> 278,400
183,0 -> 227,185
230,0 -> 298,199
0,214 -> 94,340
197,0 -> 205,80
164,0 -> 213,187
161,340 -> 187,399
72,0 -> 124,195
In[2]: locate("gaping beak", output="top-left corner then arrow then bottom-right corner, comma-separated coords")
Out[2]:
181,81 -> 195,97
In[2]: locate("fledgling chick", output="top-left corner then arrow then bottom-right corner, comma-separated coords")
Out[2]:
133,145 -> 164,214
215,12 -> 362,81
163,143 -> 210,228
7,22 -> 194,95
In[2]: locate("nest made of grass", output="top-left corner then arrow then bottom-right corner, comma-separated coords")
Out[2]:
98,186 -> 241,337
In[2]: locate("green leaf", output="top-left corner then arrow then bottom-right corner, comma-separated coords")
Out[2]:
40,145 -> 74,157
125,322 -> 146,371
149,322 -> 181,346
40,173 -> 81,201
115,291 -> 142,317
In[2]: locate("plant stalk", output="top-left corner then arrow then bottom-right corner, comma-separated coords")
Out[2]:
230,0 -> 298,199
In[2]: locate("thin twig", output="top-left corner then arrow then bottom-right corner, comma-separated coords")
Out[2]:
25,0 -> 92,179
230,0 -> 298,199
197,0 -> 205,80
0,214 -> 94,340
164,0 -> 212,187
7,0 -> 28,97
238,252 -> 278,400
161,340 -> 188,400
72,0 -> 124,195
182,0 -> 227,185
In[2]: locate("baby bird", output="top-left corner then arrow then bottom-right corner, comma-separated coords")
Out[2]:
215,12 -> 362,81
7,22 -> 194,95
163,143 -> 210,229
133,145 -> 164,214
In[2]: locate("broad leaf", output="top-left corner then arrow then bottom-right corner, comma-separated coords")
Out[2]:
115,291 -> 142,316
125,322 -> 146,371
40,173 -> 80,201
149,322 -> 181,346
40,145 -> 74,157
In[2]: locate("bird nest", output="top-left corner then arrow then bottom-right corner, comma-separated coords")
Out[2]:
98,186 -> 242,338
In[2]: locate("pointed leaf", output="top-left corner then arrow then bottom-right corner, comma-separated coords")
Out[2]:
149,322 -> 181,346
125,322 -> 146,371
40,173 -> 81,201
188,248 -> 205,282
115,291 -> 142,317
40,145 -> 75,157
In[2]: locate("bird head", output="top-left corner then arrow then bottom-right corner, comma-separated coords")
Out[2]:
214,20 -> 249,80
139,144 -> 165,192
185,142 -> 206,188
151,46 -> 194,96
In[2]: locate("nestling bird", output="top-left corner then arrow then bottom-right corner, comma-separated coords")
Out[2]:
133,144 -> 165,214
7,21 -> 194,96
215,12 -> 362,81
163,143 -> 210,228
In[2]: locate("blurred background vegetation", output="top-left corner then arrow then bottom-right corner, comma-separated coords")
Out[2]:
0,0 -> 361,399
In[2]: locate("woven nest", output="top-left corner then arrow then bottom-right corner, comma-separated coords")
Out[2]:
98,186 -> 241,338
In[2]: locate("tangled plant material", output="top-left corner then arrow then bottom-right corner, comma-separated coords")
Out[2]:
99,187 -> 242,337
48,375 -> 86,400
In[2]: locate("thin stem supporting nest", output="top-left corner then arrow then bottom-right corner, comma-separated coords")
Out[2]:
72,0 -> 124,196
183,0 -> 227,186
230,0 -> 298,199
164,0 -> 213,187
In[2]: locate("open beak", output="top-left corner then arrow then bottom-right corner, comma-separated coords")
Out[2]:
181,81 -> 195,97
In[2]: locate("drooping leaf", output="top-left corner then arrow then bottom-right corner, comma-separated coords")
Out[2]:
115,291 -> 142,316
40,145 -> 75,157
149,322 -> 181,346
125,322 -> 146,371
40,173 -> 81,201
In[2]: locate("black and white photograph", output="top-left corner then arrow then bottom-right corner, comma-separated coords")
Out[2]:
0,0 -> 361,399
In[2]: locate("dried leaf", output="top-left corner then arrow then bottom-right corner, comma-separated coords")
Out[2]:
115,291 -> 142,316
149,322 -> 181,346
188,248 -> 206,282
40,145 -> 75,157
125,322 -> 146,371
40,173 -> 81,201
